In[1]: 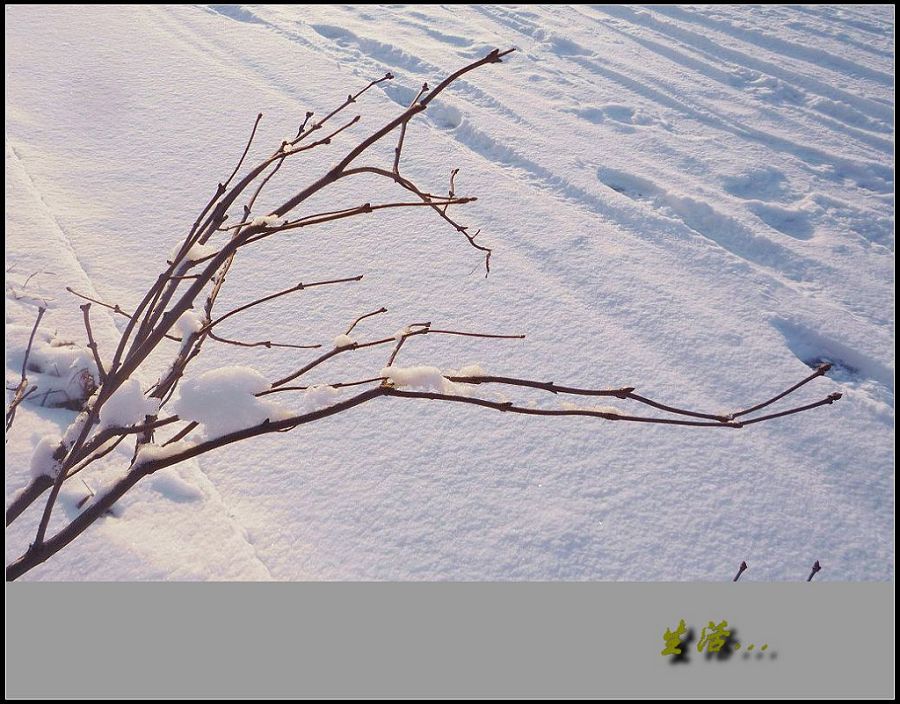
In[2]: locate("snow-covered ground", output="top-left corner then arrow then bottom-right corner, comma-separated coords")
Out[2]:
5,5 -> 894,580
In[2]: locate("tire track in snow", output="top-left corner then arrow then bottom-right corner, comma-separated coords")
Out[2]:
786,6 -> 895,61
791,5 -> 896,47
575,7 -> 894,156
203,4 -> 531,127
6,140 -> 100,303
276,4 -> 893,392
569,54 -> 892,194
478,4 -> 893,196
632,5 -> 894,124
646,4 -> 894,89
178,5 -> 891,374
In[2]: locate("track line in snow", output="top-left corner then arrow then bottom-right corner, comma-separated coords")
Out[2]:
577,8 -> 894,155
595,166 -> 819,281
628,5 -> 894,123
646,4 -> 894,88
469,4 -> 893,195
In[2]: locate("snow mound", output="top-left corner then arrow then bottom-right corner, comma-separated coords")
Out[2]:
173,366 -> 290,439
298,384 -> 341,412
6,326 -> 98,409
175,310 -> 206,339
99,378 -> 158,429
30,434 -> 62,479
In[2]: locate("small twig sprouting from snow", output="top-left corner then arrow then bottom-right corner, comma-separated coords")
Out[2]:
80,303 -> 107,384
807,560 -> 822,582
345,307 -> 387,335
6,305 -> 46,435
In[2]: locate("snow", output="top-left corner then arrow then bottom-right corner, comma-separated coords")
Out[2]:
61,410 -> 91,445
134,440 -> 197,468
250,215 -> 283,227
5,327 -> 99,410
5,5 -> 894,581
98,378 -> 158,429
149,469 -> 205,503
448,364 -> 486,378
172,366 -> 290,439
298,384 -> 341,412
30,435 -> 62,479
170,240 -> 218,264
381,365 -> 464,395
175,310 -> 206,339
332,333 -> 355,349
380,364 -> 485,392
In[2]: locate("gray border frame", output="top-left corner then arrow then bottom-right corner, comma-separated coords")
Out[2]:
6,583 -> 894,698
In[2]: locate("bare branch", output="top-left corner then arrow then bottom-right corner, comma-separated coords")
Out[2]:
205,331 -> 322,351
730,363 -> 833,419
222,197 -> 476,245
271,324 -> 524,388
5,475 -> 53,527
66,287 -> 181,342
346,307 -> 388,335
737,393 -> 841,426
807,560 -> 822,582
294,72 -> 393,144
79,303 -> 106,384
223,112 -> 263,189
394,82 -> 429,174
205,275 -> 364,331
382,387 -> 757,428
341,166 -> 492,274
5,306 -> 45,434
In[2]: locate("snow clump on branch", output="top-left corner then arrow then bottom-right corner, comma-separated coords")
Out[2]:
381,365 -> 470,395
250,214 -> 283,228
30,434 -> 62,479
169,241 -> 218,264
333,334 -> 355,349
98,378 -> 159,429
173,366 -> 290,439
